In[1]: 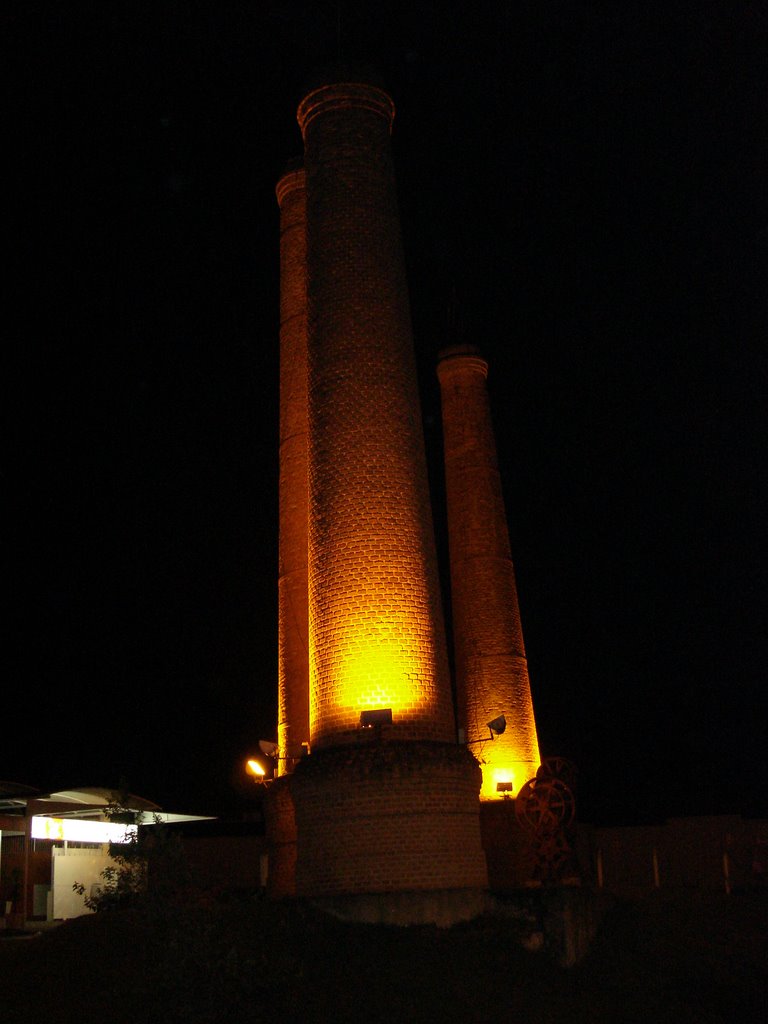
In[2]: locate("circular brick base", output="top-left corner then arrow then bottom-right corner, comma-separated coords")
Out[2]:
290,741 -> 488,901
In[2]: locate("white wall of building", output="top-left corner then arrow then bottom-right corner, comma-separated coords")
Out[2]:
52,846 -> 113,919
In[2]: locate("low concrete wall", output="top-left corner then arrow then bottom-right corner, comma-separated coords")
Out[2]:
580,815 -> 768,897
312,888 -> 490,928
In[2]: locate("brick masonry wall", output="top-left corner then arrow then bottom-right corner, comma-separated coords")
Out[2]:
276,167 -> 310,773
479,800 -> 537,890
290,742 -> 488,896
268,83 -> 489,910
263,775 -> 298,899
437,346 -> 540,797
299,83 -> 454,748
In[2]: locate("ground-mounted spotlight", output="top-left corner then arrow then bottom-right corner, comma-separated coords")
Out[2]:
360,708 -> 393,728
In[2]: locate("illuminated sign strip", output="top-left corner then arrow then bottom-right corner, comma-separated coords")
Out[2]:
31,817 -> 138,844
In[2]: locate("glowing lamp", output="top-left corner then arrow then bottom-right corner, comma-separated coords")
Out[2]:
31,817 -> 138,844
246,759 -> 266,777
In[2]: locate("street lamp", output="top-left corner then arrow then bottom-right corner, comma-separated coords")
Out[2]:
246,758 -> 266,779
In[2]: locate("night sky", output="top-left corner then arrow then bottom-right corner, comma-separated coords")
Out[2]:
8,3 -> 767,824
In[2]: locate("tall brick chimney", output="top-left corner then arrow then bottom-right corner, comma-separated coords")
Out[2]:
437,345 -> 541,799
298,82 -> 455,748
275,165 -> 310,776
279,82 -> 487,920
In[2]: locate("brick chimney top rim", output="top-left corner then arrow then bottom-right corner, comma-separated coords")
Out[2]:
297,82 -> 395,138
436,345 -> 488,379
275,165 -> 306,205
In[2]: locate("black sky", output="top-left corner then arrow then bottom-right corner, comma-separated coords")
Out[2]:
7,2 -> 767,823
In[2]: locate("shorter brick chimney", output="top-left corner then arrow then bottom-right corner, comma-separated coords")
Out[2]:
437,345 -> 540,799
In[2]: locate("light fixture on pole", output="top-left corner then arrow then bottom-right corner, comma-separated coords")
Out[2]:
246,741 -> 280,782
246,758 -> 267,780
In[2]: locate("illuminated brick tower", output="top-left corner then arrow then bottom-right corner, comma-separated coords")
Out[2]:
437,345 -> 541,800
276,164 -> 310,776
301,82 -> 454,747
277,81 -> 487,921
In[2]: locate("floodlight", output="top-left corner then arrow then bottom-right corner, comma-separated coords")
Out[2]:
487,715 -> 507,738
259,740 -> 279,757
360,708 -> 393,728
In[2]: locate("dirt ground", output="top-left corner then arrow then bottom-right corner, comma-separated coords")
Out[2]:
2,888 -> 766,1023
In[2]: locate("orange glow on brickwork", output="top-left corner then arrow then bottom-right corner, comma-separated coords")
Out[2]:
309,524 -> 454,743
479,759 -> 535,801
302,82 -> 455,750
438,346 -> 541,800
309,588 -> 448,740
333,624 -> 432,715
269,81 -> 490,907
276,166 -> 310,775
477,734 -> 539,802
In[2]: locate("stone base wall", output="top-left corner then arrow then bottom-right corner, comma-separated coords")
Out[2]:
312,888 -> 490,928
263,776 -> 297,899
290,741 -> 488,902
479,799 -> 537,890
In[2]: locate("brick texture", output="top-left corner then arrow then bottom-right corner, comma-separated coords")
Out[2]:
479,800 -> 537,890
299,83 -> 454,748
262,776 -> 297,899
291,743 -> 488,896
437,345 -> 540,798
276,167 -> 310,774
269,83 -> 488,908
